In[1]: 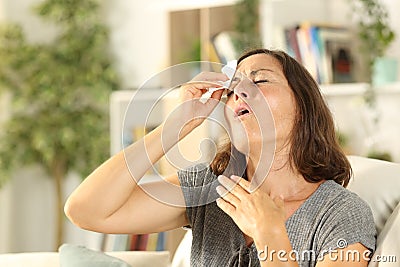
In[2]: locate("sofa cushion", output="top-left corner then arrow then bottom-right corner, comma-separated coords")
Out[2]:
0,252 -> 59,267
0,246 -> 171,267
368,202 -> 400,266
106,250 -> 170,267
347,155 -> 400,234
59,244 -> 131,267
60,244 -> 171,267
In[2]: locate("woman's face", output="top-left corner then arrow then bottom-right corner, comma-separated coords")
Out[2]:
224,53 -> 297,155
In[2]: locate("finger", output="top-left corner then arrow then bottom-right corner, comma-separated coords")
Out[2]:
216,198 -> 235,218
181,82 -> 220,98
182,71 -> 229,98
210,87 -> 224,101
192,71 -> 229,83
202,89 -> 224,107
181,83 -> 225,103
216,185 -> 240,207
230,175 -> 251,193
218,175 -> 248,200
217,175 -> 238,192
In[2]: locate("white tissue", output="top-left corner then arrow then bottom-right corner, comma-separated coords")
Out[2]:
199,60 -> 237,103
221,60 -> 237,79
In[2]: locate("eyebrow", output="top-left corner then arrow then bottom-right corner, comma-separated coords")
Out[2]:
249,68 -> 274,76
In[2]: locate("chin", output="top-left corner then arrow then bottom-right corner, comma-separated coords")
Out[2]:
231,137 -> 250,155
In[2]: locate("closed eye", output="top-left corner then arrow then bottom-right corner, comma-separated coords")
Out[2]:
254,79 -> 269,84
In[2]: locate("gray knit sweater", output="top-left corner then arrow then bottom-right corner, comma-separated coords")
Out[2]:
178,164 -> 376,267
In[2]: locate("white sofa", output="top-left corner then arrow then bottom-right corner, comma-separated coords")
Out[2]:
0,249 -> 171,267
347,156 -> 400,267
1,156 -> 399,267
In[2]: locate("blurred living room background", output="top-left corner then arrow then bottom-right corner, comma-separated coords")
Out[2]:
0,0 -> 399,258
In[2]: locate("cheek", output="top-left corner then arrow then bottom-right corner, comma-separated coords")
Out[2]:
267,94 -> 296,136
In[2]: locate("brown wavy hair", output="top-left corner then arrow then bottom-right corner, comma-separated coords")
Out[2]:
211,48 -> 351,187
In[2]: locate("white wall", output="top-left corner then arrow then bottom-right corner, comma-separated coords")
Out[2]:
1,0 -> 58,43
1,0 -> 171,89
0,166 -> 102,253
0,184 -> 12,252
104,0 -> 170,89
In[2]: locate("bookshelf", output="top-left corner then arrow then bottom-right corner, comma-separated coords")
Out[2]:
260,0 -> 351,49
165,0 -> 361,83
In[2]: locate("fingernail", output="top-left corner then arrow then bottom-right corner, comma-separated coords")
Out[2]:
216,185 -> 225,196
230,175 -> 240,183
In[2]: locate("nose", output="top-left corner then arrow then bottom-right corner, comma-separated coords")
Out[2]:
233,90 -> 248,101
231,78 -> 254,102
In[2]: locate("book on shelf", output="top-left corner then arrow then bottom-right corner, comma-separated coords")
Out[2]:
127,233 -> 166,251
102,234 -> 130,252
284,26 -> 302,63
129,234 -> 148,251
284,22 -> 356,84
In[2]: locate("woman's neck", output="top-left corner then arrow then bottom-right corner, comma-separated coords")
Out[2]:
246,151 -> 322,202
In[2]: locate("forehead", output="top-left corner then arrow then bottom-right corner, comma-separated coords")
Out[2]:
237,53 -> 282,74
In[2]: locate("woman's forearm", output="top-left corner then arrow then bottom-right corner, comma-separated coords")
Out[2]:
255,225 -> 300,267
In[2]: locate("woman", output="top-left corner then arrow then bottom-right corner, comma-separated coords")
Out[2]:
65,49 -> 376,267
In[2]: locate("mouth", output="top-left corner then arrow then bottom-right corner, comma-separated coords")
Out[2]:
234,104 -> 252,118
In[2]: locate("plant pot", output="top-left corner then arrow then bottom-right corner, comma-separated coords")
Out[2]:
372,56 -> 398,87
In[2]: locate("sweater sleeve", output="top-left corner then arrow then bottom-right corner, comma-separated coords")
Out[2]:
177,164 -> 219,227
317,191 -> 377,259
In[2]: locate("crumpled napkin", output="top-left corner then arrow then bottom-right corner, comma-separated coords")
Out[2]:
199,60 -> 237,103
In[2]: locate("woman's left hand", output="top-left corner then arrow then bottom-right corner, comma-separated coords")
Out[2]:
216,175 -> 286,240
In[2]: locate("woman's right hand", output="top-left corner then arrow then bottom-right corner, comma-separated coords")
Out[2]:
175,71 -> 228,136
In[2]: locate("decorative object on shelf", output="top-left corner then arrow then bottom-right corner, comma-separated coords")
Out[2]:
351,0 -> 396,85
0,0 -> 119,249
372,56 -> 398,87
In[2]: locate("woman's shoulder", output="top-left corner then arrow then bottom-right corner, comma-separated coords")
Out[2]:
312,180 -> 377,252
177,163 -> 220,207
177,163 -> 217,188
317,180 -> 372,213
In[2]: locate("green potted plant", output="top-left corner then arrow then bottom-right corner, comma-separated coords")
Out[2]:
352,0 -> 396,85
0,0 -> 119,249
233,0 -> 262,54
